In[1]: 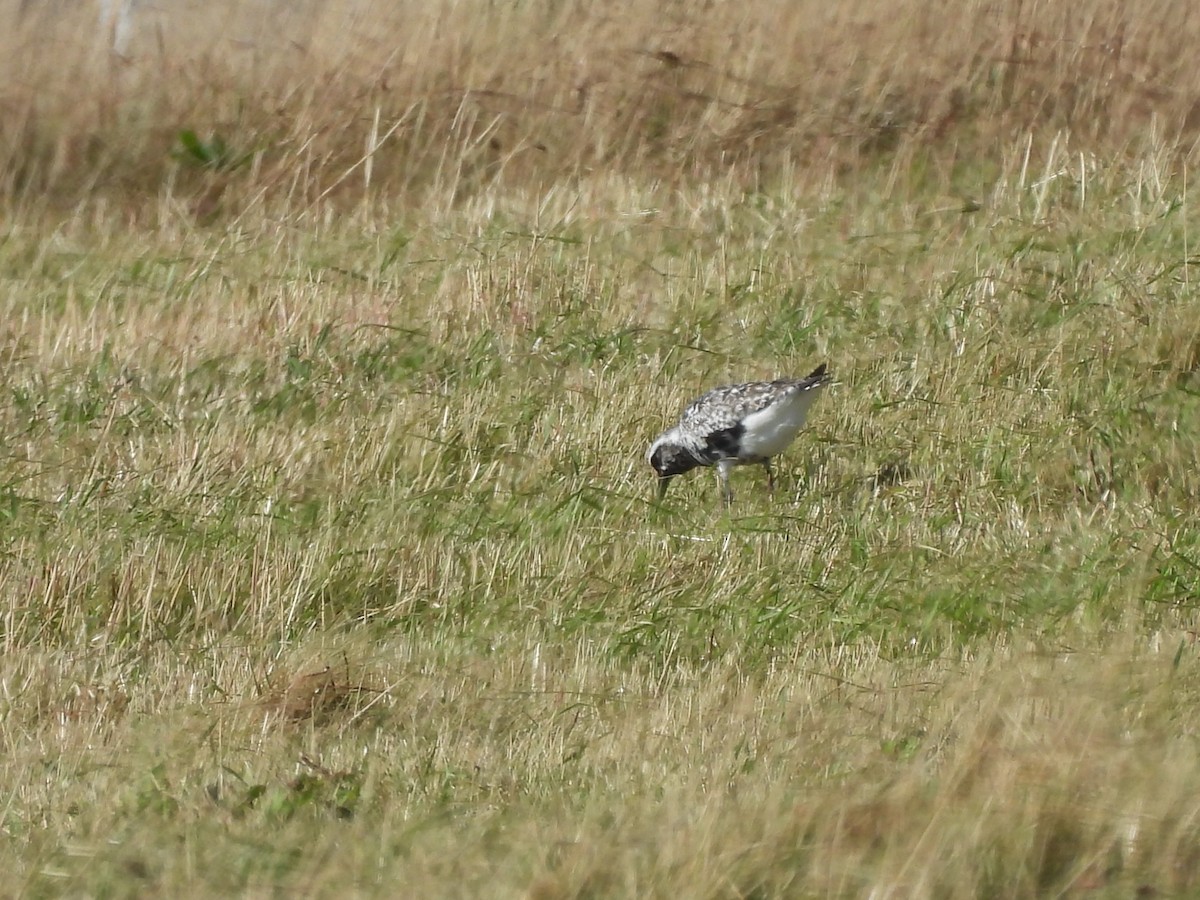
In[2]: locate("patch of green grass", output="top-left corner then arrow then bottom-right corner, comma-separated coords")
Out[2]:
7,119 -> 1200,895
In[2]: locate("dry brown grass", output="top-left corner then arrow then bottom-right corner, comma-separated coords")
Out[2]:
10,632 -> 1200,896
6,0 -> 1200,211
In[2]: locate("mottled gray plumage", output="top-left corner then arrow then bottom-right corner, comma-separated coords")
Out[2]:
647,363 -> 830,505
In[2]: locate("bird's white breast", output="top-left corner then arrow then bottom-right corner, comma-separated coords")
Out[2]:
737,389 -> 821,459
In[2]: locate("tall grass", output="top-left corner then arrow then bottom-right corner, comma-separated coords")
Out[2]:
6,0 -> 1200,209
4,1 -> 1200,896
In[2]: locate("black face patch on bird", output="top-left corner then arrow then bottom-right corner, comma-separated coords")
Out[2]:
649,442 -> 702,478
649,422 -> 746,478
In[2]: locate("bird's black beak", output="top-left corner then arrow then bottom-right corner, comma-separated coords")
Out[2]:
656,476 -> 671,500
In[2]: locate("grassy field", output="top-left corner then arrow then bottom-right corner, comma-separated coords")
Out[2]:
5,0 -> 1200,896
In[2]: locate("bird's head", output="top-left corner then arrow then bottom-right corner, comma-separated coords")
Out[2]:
647,432 -> 701,498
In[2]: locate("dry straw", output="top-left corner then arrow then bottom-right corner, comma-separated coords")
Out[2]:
4,0 -> 1200,210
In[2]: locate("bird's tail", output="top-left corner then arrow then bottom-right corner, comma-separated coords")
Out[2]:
802,363 -> 830,387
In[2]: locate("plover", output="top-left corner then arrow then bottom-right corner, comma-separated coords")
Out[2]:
647,363 -> 830,505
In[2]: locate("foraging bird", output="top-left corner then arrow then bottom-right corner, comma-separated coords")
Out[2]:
647,363 -> 830,505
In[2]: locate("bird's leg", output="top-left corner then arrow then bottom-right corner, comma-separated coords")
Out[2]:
717,460 -> 736,507
763,458 -> 775,495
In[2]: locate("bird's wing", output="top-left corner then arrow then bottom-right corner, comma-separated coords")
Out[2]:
677,364 -> 829,431
679,381 -> 784,433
